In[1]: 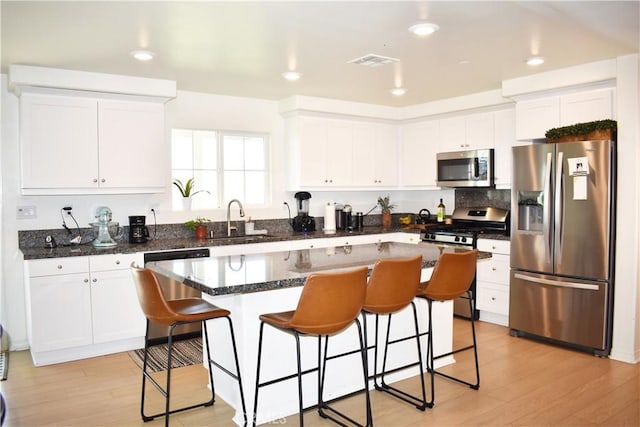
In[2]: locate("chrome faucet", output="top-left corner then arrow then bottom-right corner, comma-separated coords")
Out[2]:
227,199 -> 245,236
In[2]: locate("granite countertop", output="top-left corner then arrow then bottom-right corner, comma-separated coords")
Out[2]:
146,241 -> 490,296
19,227 -> 420,260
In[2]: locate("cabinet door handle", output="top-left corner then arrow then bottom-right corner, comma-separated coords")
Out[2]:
491,267 -> 496,271
101,178 -> 106,183
57,265 -> 63,270
92,278 -> 97,283
93,178 -> 98,183
84,278 -> 89,283
115,260 -> 120,265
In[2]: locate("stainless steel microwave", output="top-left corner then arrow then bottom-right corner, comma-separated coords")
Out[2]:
436,148 -> 494,188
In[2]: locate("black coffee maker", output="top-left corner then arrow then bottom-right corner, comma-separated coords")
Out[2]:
291,192 -> 316,232
129,215 -> 149,243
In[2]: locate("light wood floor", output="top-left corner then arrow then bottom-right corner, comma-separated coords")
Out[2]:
1,320 -> 638,426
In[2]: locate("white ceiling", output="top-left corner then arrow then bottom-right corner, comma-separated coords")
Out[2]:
2,1 -> 638,107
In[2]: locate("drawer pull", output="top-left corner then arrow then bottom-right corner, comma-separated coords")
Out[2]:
491,297 -> 496,301
116,260 -> 121,265
492,267 -> 496,271
57,265 -> 63,270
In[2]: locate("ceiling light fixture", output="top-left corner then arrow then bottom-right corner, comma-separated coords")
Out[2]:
391,88 -> 406,96
130,50 -> 155,61
282,71 -> 302,81
408,22 -> 439,36
526,56 -> 545,66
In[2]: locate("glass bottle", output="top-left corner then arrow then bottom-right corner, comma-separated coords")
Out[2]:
437,198 -> 445,223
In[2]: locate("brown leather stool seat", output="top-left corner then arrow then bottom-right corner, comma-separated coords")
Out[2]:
252,266 -> 372,427
131,266 -> 247,427
361,255 -> 429,410
416,249 -> 480,407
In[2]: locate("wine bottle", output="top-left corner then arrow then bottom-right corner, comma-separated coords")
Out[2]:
437,198 -> 445,223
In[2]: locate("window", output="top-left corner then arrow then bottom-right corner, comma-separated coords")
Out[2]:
171,129 -> 269,210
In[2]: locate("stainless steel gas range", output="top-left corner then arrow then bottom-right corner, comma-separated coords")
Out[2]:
420,207 -> 510,319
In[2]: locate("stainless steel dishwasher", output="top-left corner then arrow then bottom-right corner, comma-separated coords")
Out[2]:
143,248 -> 210,345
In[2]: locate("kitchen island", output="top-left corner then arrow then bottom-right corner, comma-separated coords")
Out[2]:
148,241 -> 485,425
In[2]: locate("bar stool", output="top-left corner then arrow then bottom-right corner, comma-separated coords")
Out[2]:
252,266 -> 372,427
361,255 -> 429,410
416,249 -> 480,406
130,266 -> 247,427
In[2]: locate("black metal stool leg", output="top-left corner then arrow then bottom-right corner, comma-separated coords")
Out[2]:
140,320 -> 153,422
201,322 -> 216,406
223,316 -> 248,426
375,303 -> 429,410
252,321 -> 266,427
294,332 -> 305,426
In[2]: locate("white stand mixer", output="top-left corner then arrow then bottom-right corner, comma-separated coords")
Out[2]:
92,206 -> 117,248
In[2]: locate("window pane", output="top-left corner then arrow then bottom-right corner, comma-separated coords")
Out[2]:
224,171 -> 245,202
194,130 -> 217,170
245,137 -> 265,170
171,129 -> 194,169
223,136 -> 244,170
192,170 -> 217,210
245,171 -> 265,204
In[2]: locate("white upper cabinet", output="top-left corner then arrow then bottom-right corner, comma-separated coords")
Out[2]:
288,115 -> 397,189
560,89 -> 614,125
20,94 -> 99,191
19,93 -> 165,195
399,120 -> 439,187
465,111 -> 495,149
515,88 -> 614,140
493,108 -> 528,188
351,123 -> 398,187
97,101 -> 165,190
296,116 -> 353,187
440,112 -> 494,151
515,97 -> 561,140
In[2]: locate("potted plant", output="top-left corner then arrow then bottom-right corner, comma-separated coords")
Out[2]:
184,216 -> 210,239
545,119 -> 617,143
173,178 -> 209,211
377,196 -> 396,230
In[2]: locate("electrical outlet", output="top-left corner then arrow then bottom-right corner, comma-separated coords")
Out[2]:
16,205 -> 37,219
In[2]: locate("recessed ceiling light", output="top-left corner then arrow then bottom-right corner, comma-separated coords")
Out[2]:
526,56 -> 545,66
391,88 -> 406,96
282,71 -> 302,81
408,22 -> 439,36
130,50 -> 155,61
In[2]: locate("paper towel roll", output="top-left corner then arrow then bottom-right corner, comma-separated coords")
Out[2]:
323,203 -> 336,234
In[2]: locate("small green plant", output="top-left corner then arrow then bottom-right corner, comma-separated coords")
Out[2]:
173,178 -> 209,198
377,196 -> 396,214
545,119 -> 617,140
184,216 -> 210,231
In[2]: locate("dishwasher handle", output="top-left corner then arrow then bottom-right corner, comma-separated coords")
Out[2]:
143,248 -> 211,264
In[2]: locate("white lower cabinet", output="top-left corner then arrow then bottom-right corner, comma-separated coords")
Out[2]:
25,253 -> 145,366
476,239 -> 511,326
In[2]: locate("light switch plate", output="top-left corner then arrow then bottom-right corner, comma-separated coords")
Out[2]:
17,205 -> 37,219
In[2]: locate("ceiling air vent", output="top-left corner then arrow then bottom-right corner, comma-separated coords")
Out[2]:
347,54 -> 400,68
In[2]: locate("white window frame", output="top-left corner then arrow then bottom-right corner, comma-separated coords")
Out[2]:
171,128 -> 271,211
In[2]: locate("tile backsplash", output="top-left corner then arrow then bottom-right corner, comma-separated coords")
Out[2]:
455,188 -> 511,211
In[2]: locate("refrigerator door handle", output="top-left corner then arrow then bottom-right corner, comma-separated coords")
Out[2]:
543,152 -> 553,264
514,273 -> 600,291
555,151 -> 565,265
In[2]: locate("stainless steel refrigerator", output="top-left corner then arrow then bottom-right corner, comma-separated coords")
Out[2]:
509,140 -> 616,356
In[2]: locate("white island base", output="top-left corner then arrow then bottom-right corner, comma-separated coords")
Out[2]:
203,270 -> 454,426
